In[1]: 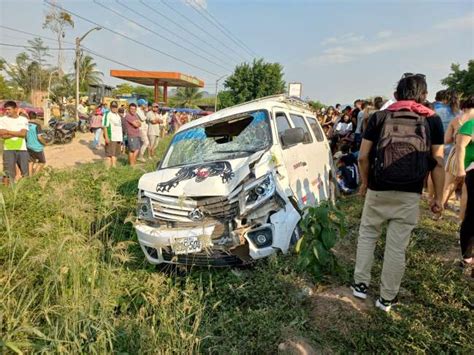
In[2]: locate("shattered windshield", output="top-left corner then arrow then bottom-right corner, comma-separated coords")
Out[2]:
162,110 -> 272,169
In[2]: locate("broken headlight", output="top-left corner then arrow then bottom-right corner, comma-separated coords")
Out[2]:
243,174 -> 276,212
137,197 -> 154,221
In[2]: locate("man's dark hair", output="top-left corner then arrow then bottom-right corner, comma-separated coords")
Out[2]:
435,90 -> 446,102
4,100 -> 17,109
335,103 -> 341,108
340,144 -> 350,154
361,100 -> 369,110
373,96 -> 384,110
129,103 -> 137,108
461,96 -> 474,109
344,105 -> 352,112
395,75 -> 428,103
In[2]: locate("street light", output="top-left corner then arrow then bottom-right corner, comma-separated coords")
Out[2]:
214,74 -> 228,112
75,26 -> 102,121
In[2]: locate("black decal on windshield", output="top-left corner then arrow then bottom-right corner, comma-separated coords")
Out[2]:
156,161 -> 235,192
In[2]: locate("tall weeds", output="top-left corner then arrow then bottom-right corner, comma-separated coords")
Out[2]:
1,138 -> 204,353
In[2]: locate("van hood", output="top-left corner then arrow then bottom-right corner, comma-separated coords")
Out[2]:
138,154 -> 265,197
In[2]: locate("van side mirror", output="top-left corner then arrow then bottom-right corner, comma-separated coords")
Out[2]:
281,127 -> 305,146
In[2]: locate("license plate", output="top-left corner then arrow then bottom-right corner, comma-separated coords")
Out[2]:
171,236 -> 204,255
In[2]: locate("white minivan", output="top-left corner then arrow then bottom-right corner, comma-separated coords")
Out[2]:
135,95 -> 335,266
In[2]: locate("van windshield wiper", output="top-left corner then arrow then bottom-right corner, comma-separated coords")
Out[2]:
213,148 -> 260,154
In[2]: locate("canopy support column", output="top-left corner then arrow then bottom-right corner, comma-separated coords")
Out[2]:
154,79 -> 159,103
163,82 -> 168,105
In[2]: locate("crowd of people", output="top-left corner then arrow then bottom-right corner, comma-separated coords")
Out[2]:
1,74 -> 473,311
87,99 -> 194,167
312,74 -> 473,311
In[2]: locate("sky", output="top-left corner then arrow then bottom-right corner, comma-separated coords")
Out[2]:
0,0 -> 473,105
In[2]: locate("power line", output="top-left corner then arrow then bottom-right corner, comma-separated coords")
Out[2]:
192,2 -> 257,57
43,0 -> 219,76
0,25 -> 75,45
159,0 -> 247,62
113,0 -> 232,71
138,0 -> 238,65
187,2 -> 255,58
0,27 -> 214,89
0,42 -> 74,50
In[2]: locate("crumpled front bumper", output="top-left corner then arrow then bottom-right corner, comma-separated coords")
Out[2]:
135,207 -> 298,266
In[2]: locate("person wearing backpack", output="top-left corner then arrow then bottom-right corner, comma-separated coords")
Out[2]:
26,117 -> 47,175
351,74 -> 445,312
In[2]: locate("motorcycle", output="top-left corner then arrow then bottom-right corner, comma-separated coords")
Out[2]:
48,118 -> 78,144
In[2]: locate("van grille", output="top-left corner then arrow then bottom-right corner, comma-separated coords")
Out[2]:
145,192 -> 239,222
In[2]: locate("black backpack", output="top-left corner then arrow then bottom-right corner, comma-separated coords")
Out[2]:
373,111 -> 431,185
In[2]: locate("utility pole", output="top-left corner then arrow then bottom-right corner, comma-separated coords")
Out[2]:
75,27 -> 101,121
214,74 -> 228,112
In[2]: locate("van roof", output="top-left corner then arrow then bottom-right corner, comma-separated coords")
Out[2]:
179,95 -> 315,131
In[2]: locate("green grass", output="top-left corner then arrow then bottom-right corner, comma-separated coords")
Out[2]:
0,139 -> 472,353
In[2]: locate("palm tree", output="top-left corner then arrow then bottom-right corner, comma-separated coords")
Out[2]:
74,54 -> 103,92
174,87 -> 203,108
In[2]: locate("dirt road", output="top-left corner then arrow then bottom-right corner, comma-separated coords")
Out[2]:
44,132 -> 106,169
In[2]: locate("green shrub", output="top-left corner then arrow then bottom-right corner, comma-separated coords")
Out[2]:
296,201 -> 347,280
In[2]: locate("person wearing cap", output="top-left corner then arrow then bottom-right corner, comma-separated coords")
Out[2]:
147,103 -> 163,158
102,101 -> 123,168
136,99 -> 149,162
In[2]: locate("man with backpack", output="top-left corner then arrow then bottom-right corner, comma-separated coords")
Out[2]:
351,74 -> 445,312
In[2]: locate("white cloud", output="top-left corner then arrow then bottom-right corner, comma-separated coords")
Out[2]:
435,12 -> 474,30
321,32 -> 365,46
184,0 -> 207,9
376,30 -> 393,39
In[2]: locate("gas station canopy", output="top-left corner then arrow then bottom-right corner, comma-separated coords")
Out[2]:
110,70 -> 205,104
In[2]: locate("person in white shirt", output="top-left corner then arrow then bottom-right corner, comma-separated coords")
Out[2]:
146,103 -> 163,158
77,99 -> 88,118
136,99 -> 149,162
0,101 -> 29,184
102,101 -> 123,168
335,114 -> 353,136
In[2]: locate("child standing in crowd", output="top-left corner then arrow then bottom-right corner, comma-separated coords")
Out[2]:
26,115 -> 47,175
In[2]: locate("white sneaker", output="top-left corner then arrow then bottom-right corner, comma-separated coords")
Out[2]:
375,297 -> 398,312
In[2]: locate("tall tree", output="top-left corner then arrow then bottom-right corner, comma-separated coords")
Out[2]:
27,38 -> 52,67
0,52 -> 51,97
441,60 -> 474,97
220,58 -> 285,108
43,2 -> 74,75
74,54 -> 103,92
174,87 -> 204,108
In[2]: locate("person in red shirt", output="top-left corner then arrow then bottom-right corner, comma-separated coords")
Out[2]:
124,103 -> 141,166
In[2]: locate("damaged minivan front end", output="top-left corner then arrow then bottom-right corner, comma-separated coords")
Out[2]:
135,109 -> 301,266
